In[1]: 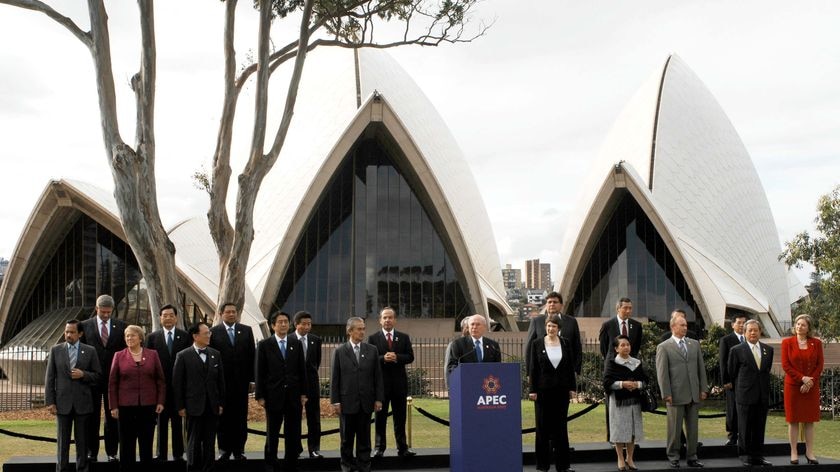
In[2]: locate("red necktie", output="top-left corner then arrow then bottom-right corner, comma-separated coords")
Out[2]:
621,321 -> 628,337
386,332 -> 393,350
100,321 -> 109,346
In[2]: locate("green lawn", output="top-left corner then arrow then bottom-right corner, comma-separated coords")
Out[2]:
2,400 -> 839,465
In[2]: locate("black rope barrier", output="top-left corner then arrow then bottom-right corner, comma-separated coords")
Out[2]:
246,411 -> 392,438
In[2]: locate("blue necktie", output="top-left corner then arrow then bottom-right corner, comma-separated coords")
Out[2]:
679,339 -> 687,357
227,326 -> 235,346
279,339 -> 286,359
68,344 -> 77,368
167,331 -> 174,354
475,339 -> 483,362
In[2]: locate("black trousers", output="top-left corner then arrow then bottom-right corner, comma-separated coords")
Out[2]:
339,411 -> 372,472
534,391 -> 571,471
117,405 -> 157,471
737,401 -> 768,461
725,389 -> 738,441
57,412 -> 90,472
217,386 -> 249,454
156,403 -> 185,459
88,387 -> 119,457
374,384 -> 408,453
186,412 -> 218,472
265,407 -> 301,471
300,386 -> 321,453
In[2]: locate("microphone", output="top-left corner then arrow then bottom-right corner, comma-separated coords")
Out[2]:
484,342 -> 520,363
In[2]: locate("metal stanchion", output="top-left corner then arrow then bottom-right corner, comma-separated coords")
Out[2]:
406,396 -> 413,448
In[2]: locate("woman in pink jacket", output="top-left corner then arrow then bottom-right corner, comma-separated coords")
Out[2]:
109,324 -> 165,470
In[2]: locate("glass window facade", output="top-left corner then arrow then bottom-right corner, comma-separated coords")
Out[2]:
273,124 -> 472,324
566,193 -> 702,325
3,214 -> 148,342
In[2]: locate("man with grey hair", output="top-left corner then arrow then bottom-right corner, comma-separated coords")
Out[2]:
80,294 -> 127,462
330,317 -> 384,472
446,314 -> 501,375
443,317 -> 470,388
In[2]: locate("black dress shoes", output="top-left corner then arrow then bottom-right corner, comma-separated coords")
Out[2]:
217,451 -> 231,461
309,451 -> 324,459
107,455 -> 119,463
87,454 -> 98,462
232,453 -> 247,460
373,450 -> 385,458
669,460 -> 680,468
724,439 -> 738,446
687,460 -> 704,468
752,458 -> 772,466
398,449 -> 416,457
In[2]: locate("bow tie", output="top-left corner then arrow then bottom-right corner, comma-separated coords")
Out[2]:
198,349 -> 207,355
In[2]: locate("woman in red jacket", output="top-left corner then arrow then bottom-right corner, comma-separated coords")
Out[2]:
781,314 -> 824,465
109,324 -> 165,470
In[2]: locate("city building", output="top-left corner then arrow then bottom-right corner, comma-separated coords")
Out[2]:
555,55 -> 805,336
525,259 -> 551,290
502,264 -> 522,290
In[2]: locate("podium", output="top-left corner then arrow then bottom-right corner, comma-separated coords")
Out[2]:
449,362 -> 522,472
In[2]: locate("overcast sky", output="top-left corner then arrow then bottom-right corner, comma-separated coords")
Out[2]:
1,1 -> 838,285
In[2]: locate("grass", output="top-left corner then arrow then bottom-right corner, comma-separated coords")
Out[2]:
3,399 -> 840,465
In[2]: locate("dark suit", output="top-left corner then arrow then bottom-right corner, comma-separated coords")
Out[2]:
525,314 -> 582,374
598,317 -> 643,359
209,322 -> 255,455
146,328 -> 191,459
368,330 -> 414,454
330,342 -> 384,472
255,335 -> 307,471
292,331 -> 322,454
528,338 -> 576,471
445,336 -> 502,375
718,331 -> 743,443
728,341 -> 773,463
80,315 -> 127,458
173,347 -> 225,472
45,341 -> 101,472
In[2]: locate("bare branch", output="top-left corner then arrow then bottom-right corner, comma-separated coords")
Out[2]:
0,0 -> 92,47
133,0 -> 156,165
208,0 -> 238,263
87,0 -> 123,155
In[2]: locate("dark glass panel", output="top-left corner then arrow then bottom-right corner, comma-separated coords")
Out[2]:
273,124 -> 472,323
567,193 -> 701,324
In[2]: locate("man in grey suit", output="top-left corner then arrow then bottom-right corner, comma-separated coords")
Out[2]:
330,317 -> 384,472
45,319 -> 101,472
656,315 -> 708,469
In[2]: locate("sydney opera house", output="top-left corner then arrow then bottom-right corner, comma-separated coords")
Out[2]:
0,50 -> 803,361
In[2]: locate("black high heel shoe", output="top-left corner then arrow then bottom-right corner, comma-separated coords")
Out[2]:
806,457 -> 819,465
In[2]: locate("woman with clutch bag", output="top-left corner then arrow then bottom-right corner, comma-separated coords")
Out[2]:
604,335 -> 649,471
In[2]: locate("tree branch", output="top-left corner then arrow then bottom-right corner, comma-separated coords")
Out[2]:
86,0 -> 123,157
133,0 -> 156,165
0,0 -> 92,47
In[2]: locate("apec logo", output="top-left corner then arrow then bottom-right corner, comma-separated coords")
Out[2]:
476,374 -> 507,410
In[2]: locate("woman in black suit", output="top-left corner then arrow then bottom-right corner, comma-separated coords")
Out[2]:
528,314 -> 576,472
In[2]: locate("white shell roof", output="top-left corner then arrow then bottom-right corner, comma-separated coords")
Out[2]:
558,55 -> 797,335
245,47 -> 508,316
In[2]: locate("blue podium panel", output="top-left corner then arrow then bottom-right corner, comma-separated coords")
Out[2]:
449,362 -> 522,472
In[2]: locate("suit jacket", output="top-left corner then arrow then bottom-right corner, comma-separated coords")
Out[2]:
173,347 -> 225,416
718,331 -> 743,385
108,348 -> 166,407
209,322 -> 255,394
146,328 -> 191,405
655,337 -> 708,405
445,336 -> 502,375
728,341 -> 773,406
528,337 -> 576,393
367,330 -> 414,392
293,331 -> 322,396
45,341 -> 101,415
329,342 -> 384,415
525,314 -> 582,374
599,317 -> 643,359
254,336 -> 307,413
80,316 -> 128,387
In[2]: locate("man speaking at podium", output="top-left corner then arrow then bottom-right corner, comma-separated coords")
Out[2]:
446,314 -> 501,375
